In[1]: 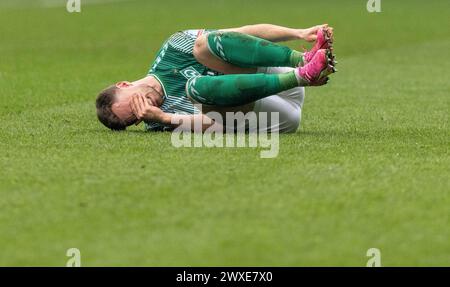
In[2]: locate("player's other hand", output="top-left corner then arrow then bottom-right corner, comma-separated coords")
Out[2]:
300,24 -> 331,42
130,94 -> 165,125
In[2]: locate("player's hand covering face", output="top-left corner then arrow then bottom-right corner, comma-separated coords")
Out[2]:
130,94 -> 165,125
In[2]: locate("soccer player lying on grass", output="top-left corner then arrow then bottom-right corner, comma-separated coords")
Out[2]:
96,24 -> 336,132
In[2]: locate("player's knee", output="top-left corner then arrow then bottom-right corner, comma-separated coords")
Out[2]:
193,35 -> 208,61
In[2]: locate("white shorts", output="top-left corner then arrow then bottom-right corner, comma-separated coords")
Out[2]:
252,67 -> 305,133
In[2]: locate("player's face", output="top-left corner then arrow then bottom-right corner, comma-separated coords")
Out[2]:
111,81 -> 162,126
110,82 -> 136,125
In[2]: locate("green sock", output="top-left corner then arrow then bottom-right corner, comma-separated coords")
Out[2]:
186,72 -> 298,107
207,31 -> 304,68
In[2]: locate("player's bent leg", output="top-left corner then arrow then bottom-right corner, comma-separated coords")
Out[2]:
186,51 -> 333,108
187,67 -> 304,133
204,31 -> 304,68
186,72 -> 299,107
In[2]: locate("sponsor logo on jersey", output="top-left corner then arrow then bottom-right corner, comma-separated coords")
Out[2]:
180,67 -> 201,79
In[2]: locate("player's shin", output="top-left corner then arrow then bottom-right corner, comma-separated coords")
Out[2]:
186,73 -> 298,107
207,31 -> 304,68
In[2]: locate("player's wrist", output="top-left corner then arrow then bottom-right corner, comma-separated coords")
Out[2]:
160,112 -> 172,125
296,29 -> 306,40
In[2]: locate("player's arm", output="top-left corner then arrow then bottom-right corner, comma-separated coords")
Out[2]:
130,94 -> 220,132
163,113 -> 222,132
221,23 -> 328,42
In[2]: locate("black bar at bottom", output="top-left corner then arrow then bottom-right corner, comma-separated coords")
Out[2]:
0,267 -> 447,285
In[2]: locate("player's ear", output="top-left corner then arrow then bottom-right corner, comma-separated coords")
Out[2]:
116,81 -> 132,89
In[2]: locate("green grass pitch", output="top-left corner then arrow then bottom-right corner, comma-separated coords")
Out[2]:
0,0 -> 448,266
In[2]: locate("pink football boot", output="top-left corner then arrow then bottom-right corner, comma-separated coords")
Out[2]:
303,27 -> 334,65
296,49 -> 336,86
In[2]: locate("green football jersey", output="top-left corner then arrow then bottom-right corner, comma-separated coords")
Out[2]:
145,29 -> 219,131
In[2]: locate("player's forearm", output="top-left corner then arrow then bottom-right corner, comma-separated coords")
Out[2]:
161,113 -> 222,132
224,24 -> 304,42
